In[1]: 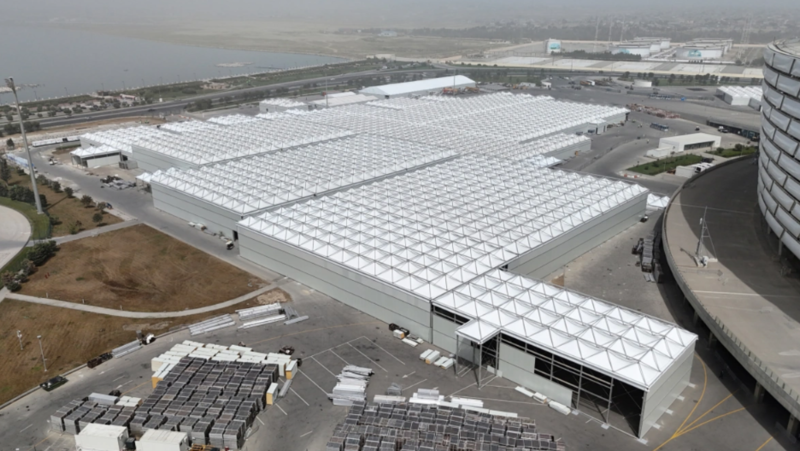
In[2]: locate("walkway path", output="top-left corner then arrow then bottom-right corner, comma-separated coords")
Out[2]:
26,219 -> 141,247
0,277 -> 289,318
0,205 -> 31,269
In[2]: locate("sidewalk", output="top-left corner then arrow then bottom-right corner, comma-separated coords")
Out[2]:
26,219 -> 141,247
0,277 -> 289,318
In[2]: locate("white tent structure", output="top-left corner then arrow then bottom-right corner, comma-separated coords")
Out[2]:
716,86 -> 763,106
70,145 -> 121,168
360,75 -> 477,98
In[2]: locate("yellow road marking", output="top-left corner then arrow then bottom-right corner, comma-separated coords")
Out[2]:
677,390 -> 738,435
754,436 -> 773,451
652,355 -> 706,451
122,381 -> 150,395
28,432 -> 55,450
675,407 -> 747,437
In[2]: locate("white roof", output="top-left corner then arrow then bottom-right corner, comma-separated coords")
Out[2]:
660,133 -> 721,145
647,194 -> 670,209
718,85 -> 762,100
240,155 -> 648,301
81,126 -> 164,153
311,93 -> 378,108
134,118 -> 353,166
259,98 -> 306,109
71,145 -> 120,158
78,423 -> 127,438
445,270 -> 697,390
150,134 -> 457,214
139,429 -> 188,444
360,75 -> 476,97
207,114 -> 261,126
160,120 -> 218,134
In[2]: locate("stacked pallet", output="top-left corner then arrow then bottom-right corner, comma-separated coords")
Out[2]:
328,365 -> 374,407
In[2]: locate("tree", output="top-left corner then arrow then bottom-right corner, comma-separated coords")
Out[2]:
95,201 -> 107,212
64,186 -> 74,198
92,212 -> 104,224
0,160 -> 10,183
39,194 -> 48,208
80,194 -> 93,207
36,174 -> 49,185
51,181 -> 61,193
5,138 -> 13,149
19,259 -> 36,277
0,183 -> 7,197
27,240 -> 58,266
1,271 -> 21,292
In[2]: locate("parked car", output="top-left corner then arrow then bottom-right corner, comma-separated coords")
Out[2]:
40,376 -> 68,392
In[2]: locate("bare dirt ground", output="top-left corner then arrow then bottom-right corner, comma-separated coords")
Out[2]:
254,288 -> 292,305
20,224 -> 265,311
0,298 -> 262,405
68,22 -> 498,60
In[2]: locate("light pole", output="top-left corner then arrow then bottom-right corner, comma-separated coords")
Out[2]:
17,330 -> 23,351
37,335 -> 47,372
5,77 -> 44,214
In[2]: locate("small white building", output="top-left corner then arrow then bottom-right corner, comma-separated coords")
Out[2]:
360,76 -> 477,99
259,98 -> 307,114
75,424 -> 128,451
659,133 -> 721,153
70,145 -> 121,168
310,92 -> 378,109
137,430 -> 189,451
544,39 -> 562,54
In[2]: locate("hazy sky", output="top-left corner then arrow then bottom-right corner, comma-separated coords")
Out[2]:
4,0 -> 797,25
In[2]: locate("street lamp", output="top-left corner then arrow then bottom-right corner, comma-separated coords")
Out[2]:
37,335 -> 47,372
5,77 -> 44,214
17,330 -> 23,351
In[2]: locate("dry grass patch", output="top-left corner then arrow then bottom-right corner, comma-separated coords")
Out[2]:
0,298 -> 262,405
20,224 -> 265,311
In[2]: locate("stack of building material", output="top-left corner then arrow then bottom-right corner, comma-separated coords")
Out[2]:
238,313 -> 286,329
111,340 -> 142,358
75,424 -> 129,451
329,366 -> 373,406
137,429 -> 190,451
386,383 -> 402,396
89,393 -> 120,406
50,400 -> 83,432
115,396 -> 142,407
284,315 -> 309,325
237,303 -> 282,321
188,314 -> 235,335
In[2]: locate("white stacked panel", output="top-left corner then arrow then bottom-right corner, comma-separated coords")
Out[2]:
160,120 -> 219,134
240,155 -> 648,301
207,114 -> 261,126
80,126 -> 164,153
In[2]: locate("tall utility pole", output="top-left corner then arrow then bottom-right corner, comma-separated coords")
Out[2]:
608,21 -> 613,43
5,77 -> 44,214
37,335 -> 47,372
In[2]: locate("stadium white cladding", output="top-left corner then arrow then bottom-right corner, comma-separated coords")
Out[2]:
610,44 -> 652,57
360,75 -> 477,98
633,37 -> 671,50
759,40 -> 800,260
237,155 -> 692,437
259,98 -> 307,113
675,46 -> 724,60
149,134 -> 458,237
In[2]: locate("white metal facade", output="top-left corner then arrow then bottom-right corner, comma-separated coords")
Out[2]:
759,40 -> 800,259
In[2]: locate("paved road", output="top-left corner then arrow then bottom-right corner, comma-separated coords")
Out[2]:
0,205 -> 31,269
1,277 -> 287,318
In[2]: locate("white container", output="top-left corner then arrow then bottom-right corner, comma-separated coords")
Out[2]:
137,429 -> 189,451
419,350 -> 433,361
425,351 -> 441,364
76,424 -> 128,451
548,401 -> 571,415
401,338 -> 418,347
392,329 -> 405,339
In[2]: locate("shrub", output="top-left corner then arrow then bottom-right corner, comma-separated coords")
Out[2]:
69,222 -> 80,235
92,212 -> 103,223
0,183 -> 8,198
51,181 -> 61,193
64,186 -> 74,198
36,174 -> 48,185
19,259 -> 36,277
95,201 -> 107,212
27,240 -> 59,266
49,215 -> 61,225
80,194 -> 93,207
39,194 -> 47,208
1,271 -> 21,292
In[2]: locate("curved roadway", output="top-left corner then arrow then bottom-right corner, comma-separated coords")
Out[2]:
0,206 -> 31,269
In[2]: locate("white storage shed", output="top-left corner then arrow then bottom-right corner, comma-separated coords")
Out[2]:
137,430 -> 189,451
75,424 -> 128,451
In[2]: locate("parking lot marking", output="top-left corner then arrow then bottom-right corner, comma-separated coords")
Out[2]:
297,370 -> 329,396
300,430 -> 314,438
401,379 -> 428,392
257,417 -> 265,426
253,320 -> 381,348
20,424 -> 32,433
291,388 -> 310,406
329,349 -> 350,365
112,375 -> 125,382
116,380 -> 133,389
122,381 -> 150,396
402,371 -> 416,378
358,336 -> 405,365
347,342 -> 388,372
310,356 -> 338,377
449,383 -> 477,397
43,435 -> 65,451
275,403 -> 289,416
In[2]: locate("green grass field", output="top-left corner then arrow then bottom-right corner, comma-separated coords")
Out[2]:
627,154 -> 704,175
709,146 -> 757,158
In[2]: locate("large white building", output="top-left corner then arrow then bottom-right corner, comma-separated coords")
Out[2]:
360,75 -> 477,98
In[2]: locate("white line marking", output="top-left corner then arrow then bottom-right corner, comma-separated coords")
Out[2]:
449,383 -> 477,397
291,388 -> 310,406
359,336 -> 405,365
298,370 -> 329,396
112,375 -> 125,382
20,424 -> 32,432
275,403 -> 288,416
462,396 -> 548,406
116,380 -> 133,389
44,435 -> 66,451
401,379 -> 428,392
329,350 -> 350,365
99,371 -> 105,375
347,342 -> 387,372
310,357 -> 338,377
402,371 -> 416,379
300,430 -> 314,438
257,416 -> 265,426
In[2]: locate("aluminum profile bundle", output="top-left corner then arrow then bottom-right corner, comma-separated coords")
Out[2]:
238,314 -> 287,329
236,303 -> 283,321
189,314 -> 236,335
329,365 -> 373,407
111,340 -> 141,358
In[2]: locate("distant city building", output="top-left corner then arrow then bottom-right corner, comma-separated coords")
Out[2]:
544,39 -> 562,55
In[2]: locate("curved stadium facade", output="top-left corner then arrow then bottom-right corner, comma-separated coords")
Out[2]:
760,40 -> 800,257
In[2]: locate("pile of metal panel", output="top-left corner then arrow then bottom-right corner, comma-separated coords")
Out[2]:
329,366 -> 374,407
325,400 -> 566,451
50,351 -> 281,450
188,314 -> 236,336
111,340 -> 142,358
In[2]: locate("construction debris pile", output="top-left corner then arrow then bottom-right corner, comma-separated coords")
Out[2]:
325,399 -> 566,451
329,365 -> 374,407
50,341 -> 297,450
626,103 -> 680,119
